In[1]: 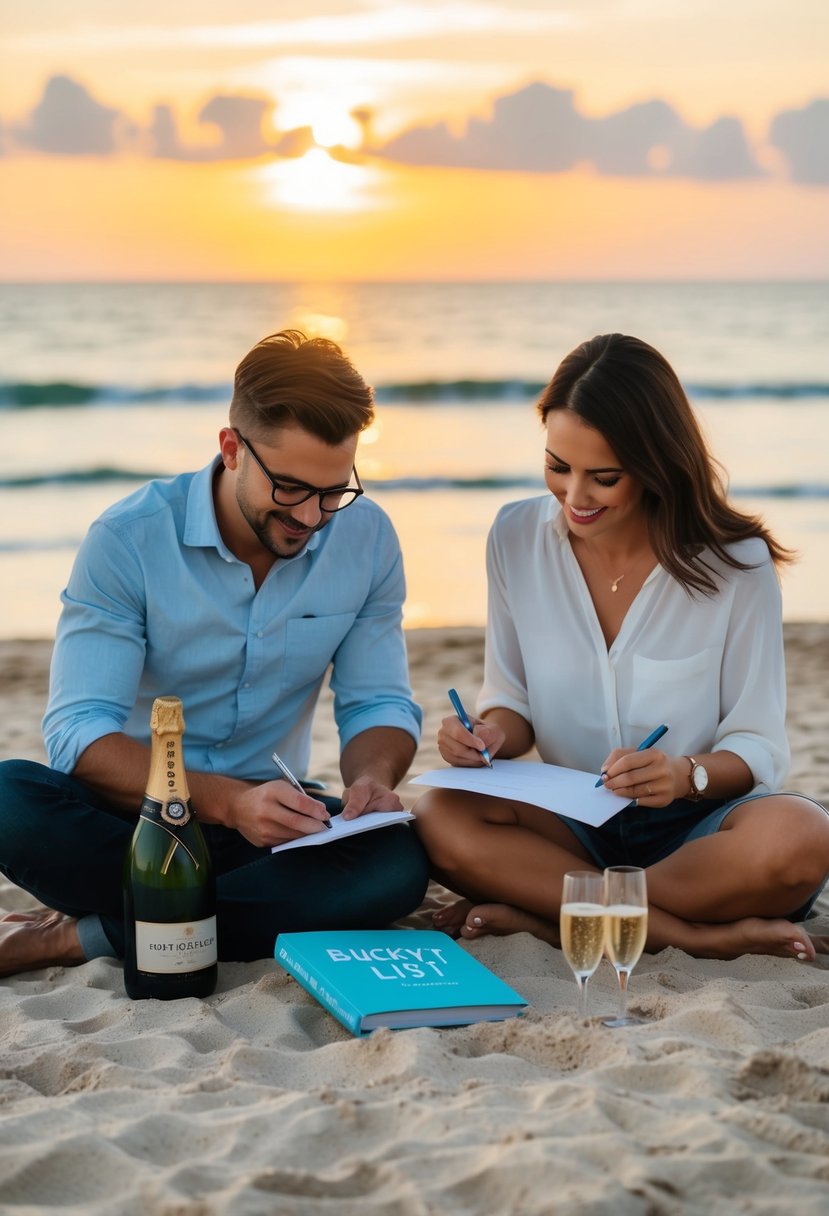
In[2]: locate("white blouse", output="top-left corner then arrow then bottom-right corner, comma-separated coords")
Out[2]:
478,496 -> 789,792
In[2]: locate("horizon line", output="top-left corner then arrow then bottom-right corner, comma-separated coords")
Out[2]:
1,276 -> 828,287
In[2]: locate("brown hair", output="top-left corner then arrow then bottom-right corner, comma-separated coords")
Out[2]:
229,329 -> 374,444
538,333 -> 793,595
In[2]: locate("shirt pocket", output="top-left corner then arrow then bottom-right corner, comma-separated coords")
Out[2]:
627,649 -> 720,735
282,612 -> 357,689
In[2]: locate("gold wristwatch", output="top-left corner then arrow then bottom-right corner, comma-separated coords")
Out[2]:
686,756 -> 709,801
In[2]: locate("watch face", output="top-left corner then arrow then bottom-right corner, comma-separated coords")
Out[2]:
693,765 -> 709,793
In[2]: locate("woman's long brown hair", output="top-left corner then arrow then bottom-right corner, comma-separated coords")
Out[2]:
538,333 -> 794,595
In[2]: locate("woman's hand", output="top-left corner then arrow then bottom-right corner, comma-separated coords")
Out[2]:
438,713 -> 505,768
599,748 -> 686,807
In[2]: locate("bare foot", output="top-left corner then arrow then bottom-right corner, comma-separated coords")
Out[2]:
432,901 -> 827,963
432,898 -> 474,937
435,901 -> 562,948
682,916 -> 825,962
0,909 -> 85,977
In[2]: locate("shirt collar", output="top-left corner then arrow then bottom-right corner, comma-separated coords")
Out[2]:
549,498 -> 570,541
183,457 -> 224,550
183,455 -> 324,558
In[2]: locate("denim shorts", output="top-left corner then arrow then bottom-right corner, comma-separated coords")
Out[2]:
557,791 -> 827,922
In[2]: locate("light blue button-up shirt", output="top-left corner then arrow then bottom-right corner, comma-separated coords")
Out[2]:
44,458 -> 421,781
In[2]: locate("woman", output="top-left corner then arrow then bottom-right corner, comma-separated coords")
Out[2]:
414,334 -> 829,960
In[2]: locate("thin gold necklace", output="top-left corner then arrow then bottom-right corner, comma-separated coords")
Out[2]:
610,572 -> 625,593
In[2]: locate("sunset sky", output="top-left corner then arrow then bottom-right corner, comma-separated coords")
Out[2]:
2,1 -> 827,281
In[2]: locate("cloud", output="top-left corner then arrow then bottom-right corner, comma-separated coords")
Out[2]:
377,81 -> 766,181
468,84 -> 587,172
770,99 -> 829,184
151,94 -> 274,160
274,126 -> 316,159
15,75 -> 123,155
3,72 -> 828,186
148,91 -> 319,162
5,5 -> 578,54
669,115 -> 762,181
589,100 -> 683,175
14,75 -> 328,165
197,95 -> 272,158
379,83 -> 587,171
149,105 -> 187,159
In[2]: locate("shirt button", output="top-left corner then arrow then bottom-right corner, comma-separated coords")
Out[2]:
257,631 -> 264,638
243,682 -> 251,689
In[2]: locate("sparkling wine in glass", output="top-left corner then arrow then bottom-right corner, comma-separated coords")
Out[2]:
560,871 -> 606,1020
602,865 -> 648,1028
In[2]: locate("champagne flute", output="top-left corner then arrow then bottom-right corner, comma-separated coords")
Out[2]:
602,865 -> 648,1028
560,871 -> 606,1021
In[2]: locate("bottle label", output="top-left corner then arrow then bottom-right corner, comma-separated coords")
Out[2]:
135,916 -> 218,973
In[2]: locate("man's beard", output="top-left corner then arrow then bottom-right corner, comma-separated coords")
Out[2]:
238,501 -> 327,559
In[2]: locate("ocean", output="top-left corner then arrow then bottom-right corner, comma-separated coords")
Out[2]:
2,280 -> 828,638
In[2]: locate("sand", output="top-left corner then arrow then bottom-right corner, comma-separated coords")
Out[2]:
0,626 -> 827,1214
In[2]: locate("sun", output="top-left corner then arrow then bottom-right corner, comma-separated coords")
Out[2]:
257,148 -> 383,213
309,111 -> 364,151
276,90 -> 367,152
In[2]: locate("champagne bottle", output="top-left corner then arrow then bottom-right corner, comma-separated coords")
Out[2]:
123,696 -> 217,999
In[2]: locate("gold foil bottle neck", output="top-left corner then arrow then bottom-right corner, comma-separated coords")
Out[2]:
145,696 -> 191,807
150,696 -> 185,737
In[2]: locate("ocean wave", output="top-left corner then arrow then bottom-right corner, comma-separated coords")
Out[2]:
687,383 -> 829,400
0,538 -> 80,553
3,469 -> 828,499
376,380 -> 547,402
0,382 -> 231,408
2,468 -> 162,489
2,378 -> 829,409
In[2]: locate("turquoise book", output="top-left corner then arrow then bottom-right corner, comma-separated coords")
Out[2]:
274,929 -> 528,1036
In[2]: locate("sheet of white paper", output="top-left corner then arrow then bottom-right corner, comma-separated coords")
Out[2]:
410,760 -> 632,827
271,809 -> 415,853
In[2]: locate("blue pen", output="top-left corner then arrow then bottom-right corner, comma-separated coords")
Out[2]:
595,724 -> 669,787
448,688 -> 493,768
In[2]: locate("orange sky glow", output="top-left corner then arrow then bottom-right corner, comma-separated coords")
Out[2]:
1,2 -> 827,281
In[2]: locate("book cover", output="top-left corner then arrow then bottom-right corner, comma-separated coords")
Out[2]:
274,929 -> 527,1036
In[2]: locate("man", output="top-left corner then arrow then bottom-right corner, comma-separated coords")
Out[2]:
0,330 -> 429,976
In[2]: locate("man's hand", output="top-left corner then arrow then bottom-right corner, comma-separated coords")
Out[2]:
338,726 -> 416,820
340,775 -> 405,820
227,780 -> 332,848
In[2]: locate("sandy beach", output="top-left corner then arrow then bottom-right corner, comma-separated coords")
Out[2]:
0,626 -> 827,1213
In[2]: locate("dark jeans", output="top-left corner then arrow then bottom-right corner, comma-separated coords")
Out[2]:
0,760 -> 430,962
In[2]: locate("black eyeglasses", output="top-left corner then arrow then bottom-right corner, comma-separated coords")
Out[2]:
235,430 -> 364,513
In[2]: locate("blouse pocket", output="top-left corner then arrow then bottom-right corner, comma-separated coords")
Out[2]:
627,649 -> 720,736
282,612 -> 357,689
